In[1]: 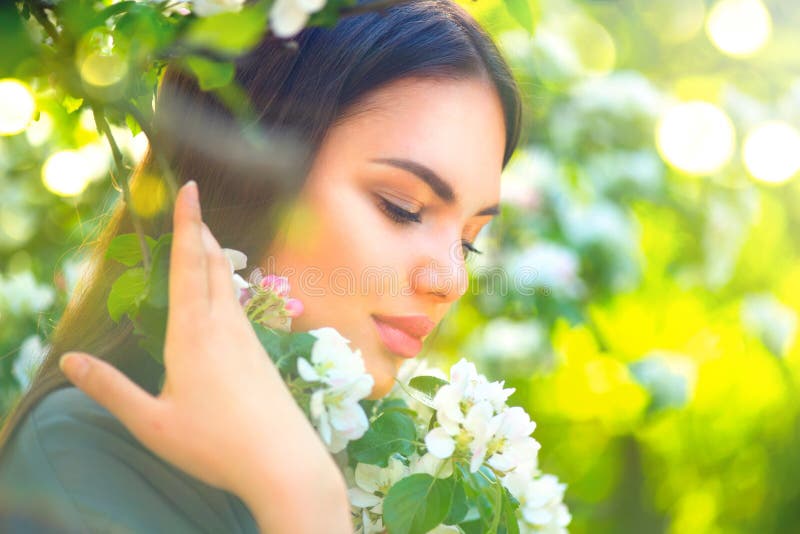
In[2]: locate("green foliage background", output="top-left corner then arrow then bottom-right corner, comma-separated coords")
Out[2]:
3,0 -> 800,532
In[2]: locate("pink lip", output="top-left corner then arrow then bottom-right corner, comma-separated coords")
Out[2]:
371,314 -> 436,359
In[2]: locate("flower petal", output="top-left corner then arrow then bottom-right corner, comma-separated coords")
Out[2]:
425,427 -> 456,459
284,297 -> 304,317
222,248 -> 247,271
355,463 -> 384,494
297,357 -> 320,382
348,487 -> 381,508
269,0 -> 309,38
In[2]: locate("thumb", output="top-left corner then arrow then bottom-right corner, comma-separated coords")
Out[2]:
59,352 -> 164,443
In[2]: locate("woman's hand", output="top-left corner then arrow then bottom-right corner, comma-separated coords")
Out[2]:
59,181 -> 352,533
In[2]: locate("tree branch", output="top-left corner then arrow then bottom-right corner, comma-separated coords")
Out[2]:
26,1 -> 59,44
93,105 -> 152,269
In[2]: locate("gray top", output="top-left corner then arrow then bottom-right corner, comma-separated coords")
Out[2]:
0,386 -> 259,534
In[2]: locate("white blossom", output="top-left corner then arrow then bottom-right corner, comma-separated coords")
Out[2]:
299,327 -> 374,452
503,472 -> 572,534
269,0 -> 328,38
424,359 -> 538,474
0,271 -> 55,315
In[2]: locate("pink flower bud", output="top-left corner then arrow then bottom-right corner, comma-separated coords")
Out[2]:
260,274 -> 290,297
284,298 -> 304,318
238,288 -> 252,307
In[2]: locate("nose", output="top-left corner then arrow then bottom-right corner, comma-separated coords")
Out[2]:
408,235 -> 469,302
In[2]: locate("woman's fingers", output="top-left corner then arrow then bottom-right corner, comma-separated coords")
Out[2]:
169,181 -> 209,325
200,224 -> 238,310
59,352 -> 164,445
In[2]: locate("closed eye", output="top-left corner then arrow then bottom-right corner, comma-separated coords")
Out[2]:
461,240 -> 482,259
376,196 -> 422,225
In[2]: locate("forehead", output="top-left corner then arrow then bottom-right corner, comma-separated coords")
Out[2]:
325,76 -> 507,206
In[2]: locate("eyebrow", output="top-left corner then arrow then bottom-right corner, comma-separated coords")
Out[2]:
370,157 -> 500,217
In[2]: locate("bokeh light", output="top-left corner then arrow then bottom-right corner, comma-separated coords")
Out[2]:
0,79 -> 36,136
42,151 -> 91,197
743,121 -> 800,185
25,111 -> 53,146
706,0 -> 771,57
565,14 -> 616,76
656,101 -> 736,175
130,173 -> 168,218
80,52 -> 128,88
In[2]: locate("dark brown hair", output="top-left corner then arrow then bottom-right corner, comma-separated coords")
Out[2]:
0,0 -> 522,452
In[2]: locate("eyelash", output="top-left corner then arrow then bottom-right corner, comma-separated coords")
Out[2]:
376,197 -> 483,259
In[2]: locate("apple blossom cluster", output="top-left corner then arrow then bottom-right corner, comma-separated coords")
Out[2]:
344,359 -> 572,533
424,359 -> 541,474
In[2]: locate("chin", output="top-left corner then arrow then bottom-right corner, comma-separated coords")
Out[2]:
363,354 -> 401,400
366,371 -> 395,400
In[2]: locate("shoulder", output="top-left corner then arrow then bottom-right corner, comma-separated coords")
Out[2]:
0,387 -> 257,534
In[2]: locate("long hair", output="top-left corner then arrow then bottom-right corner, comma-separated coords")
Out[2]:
0,0 -> 522,453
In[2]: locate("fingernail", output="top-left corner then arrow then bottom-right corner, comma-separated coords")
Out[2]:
184,181 -> 199,207
59,353 -> 89,381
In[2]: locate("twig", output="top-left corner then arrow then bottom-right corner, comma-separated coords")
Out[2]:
93,105 -> 152,269
26,1 -> 59,43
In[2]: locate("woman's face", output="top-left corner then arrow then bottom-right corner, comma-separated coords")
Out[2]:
263,76 -> 507,398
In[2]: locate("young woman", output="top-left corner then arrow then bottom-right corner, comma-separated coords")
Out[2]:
0,0 -> 522,531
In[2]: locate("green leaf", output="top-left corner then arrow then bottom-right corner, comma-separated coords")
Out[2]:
457,463 -> 500,531
459,520 -> 483,534
107,234 -> 157,266
408,375 -> 448,399
108,268 -> 148,322
0,4 -> 38,77
444,481 -> 468,525
184,6 -> 268,56
348,410 -> 417,466
134,302 -> 168,364
383,474 -> 454,534
504,0 -> 538,34
126,114 -> 142,136
499,487 -> 521,534
250,323 -> 315,373
145,234 -> 172,308
62,95 -> 84,114
488,474 -> 504,533
286,332 -> 316,360
186,56 -> 235,90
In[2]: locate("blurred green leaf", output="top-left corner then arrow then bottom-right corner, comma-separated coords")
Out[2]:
408,375 -> 449,400
503,0 -> 537,34
106,233 -> 157,267
186,56 -> 235,90
184,5 -> 268,56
